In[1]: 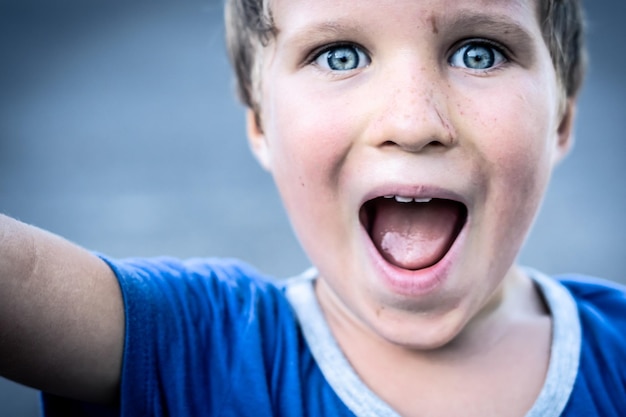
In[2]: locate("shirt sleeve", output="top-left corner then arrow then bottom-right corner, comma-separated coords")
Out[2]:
557,275 -> 626,416
42,255 -> 300,417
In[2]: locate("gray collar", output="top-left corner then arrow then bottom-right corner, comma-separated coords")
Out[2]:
285,268 -> 581,417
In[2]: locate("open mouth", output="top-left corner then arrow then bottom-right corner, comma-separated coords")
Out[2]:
360,196 -> 468,270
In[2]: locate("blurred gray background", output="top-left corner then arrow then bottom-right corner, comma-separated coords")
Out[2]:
0,0 -> 624,415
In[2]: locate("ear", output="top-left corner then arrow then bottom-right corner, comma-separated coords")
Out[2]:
552,98 -> 576,164
246,109 -> 272,171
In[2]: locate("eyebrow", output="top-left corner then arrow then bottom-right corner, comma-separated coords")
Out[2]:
278,10 -> 537,58
278,19 -> 368,49
442,11 -> 536,46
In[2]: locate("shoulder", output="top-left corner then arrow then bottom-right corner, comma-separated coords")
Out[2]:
555,274 -> 626,319
99,255 -> 295,336
555,273 -> 626,350
554,275 -> 626,414
42,256 -> 315,417
101,255 -> 271,284
101,255 -> 284,300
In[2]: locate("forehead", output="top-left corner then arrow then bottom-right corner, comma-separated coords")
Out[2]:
269,0 -> 541,40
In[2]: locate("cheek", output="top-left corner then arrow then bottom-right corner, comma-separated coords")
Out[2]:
260,79 -> 361,252
460,77 -> 557,192
495,101 -> 554,197
466,81 -> 557,250
261,87 -> 363,266
265,82 -> 356,196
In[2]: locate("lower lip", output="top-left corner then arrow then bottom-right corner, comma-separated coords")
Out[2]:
362,220 -> 468,298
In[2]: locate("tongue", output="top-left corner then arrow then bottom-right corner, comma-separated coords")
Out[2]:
371,199 -> 462,270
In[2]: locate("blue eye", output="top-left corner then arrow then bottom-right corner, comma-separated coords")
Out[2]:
449,42 -> 506,70
315,45 -> 370,71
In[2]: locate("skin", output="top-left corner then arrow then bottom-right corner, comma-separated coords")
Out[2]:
248,0 -> 575,414
0,216 -> 123,404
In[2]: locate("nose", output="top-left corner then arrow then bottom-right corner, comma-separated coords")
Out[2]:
364,63 -> 457,153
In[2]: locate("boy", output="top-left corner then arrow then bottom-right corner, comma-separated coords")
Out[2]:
1,0 -> 624,416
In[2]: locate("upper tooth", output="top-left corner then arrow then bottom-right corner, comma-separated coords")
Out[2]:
392,196 -> 433,203
394,196 -> 413,203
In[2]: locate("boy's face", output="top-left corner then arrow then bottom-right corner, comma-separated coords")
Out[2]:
248,0 -> 573,348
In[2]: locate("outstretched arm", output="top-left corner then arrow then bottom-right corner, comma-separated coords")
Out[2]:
0,214 -> 124,404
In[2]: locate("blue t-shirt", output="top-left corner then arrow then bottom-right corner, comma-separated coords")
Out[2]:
42,257 -> 626,416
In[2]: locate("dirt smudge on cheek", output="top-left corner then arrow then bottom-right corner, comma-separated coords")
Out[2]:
429,15 -> 439,34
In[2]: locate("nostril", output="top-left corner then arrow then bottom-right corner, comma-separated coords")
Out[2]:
381,139 -> 446,150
